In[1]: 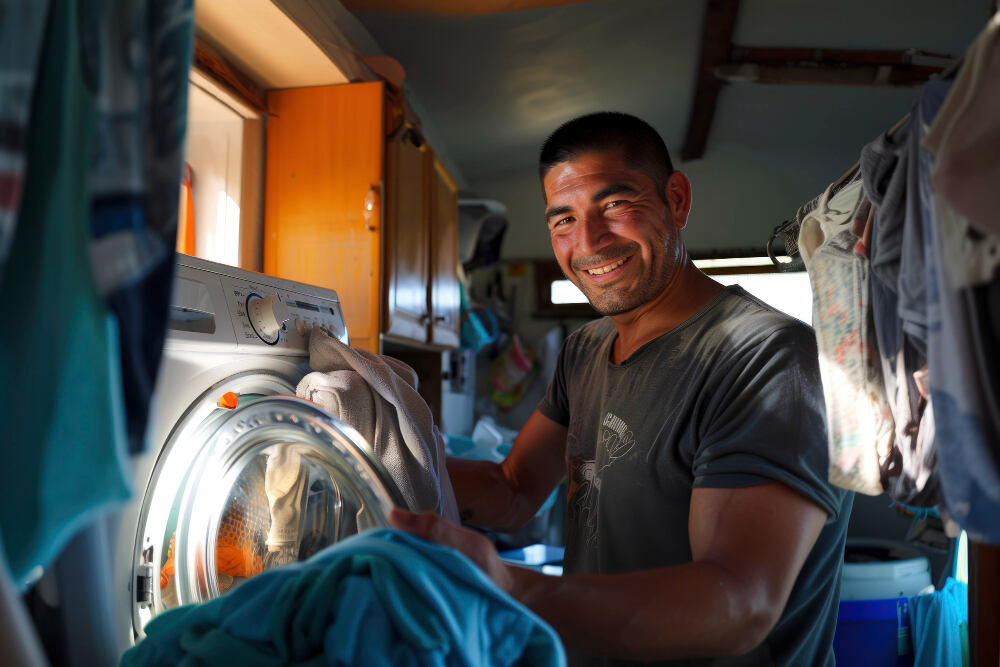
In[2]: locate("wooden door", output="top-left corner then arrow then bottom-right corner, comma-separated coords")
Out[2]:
263,82 -> 384,352
383,125 -> 430,343
429,157 -> 460,348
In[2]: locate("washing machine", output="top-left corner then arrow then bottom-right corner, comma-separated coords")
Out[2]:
109,255 -> 406,657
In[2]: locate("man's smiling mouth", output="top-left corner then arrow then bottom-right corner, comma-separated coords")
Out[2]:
586,256 -> 629,275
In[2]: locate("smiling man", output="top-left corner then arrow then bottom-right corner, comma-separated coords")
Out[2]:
392,112 -> 852,666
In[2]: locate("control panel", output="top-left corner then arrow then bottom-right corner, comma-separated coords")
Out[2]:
167,254 -> 348,353
222,275 -> 347,351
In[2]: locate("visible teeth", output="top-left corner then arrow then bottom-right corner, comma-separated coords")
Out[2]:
587,258 -> 626,275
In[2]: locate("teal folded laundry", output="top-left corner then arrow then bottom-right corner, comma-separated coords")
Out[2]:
120,528 -> 565,666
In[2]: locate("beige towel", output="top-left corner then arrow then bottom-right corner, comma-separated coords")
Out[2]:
297,328 -> 460,523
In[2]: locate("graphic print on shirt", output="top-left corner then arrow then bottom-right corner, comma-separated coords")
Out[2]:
568,411 -> 636,548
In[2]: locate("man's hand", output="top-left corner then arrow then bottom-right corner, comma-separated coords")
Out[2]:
389,508 -> 515,594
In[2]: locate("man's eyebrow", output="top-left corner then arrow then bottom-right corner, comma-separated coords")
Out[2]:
592,183 -> 637,202
545,205 -> 572,221
545,183 -> 638,221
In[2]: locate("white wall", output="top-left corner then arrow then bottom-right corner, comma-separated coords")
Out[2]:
184,83 -> 244,267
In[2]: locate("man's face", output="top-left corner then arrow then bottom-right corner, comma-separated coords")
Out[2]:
543,149 -> 683,316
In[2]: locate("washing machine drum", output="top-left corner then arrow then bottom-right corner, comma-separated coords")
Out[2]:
131,392 -> 403,636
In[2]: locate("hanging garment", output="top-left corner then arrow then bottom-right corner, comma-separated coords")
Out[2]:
924,12 -> 1000,242
0,0 -> 132,584
861,112 -> 941,508
909,578 -> 969,667
0,1 -> 49,277
798,179 -> 894,495
862,120 -> 910,363
120,529 -> 565,667
920,13 -> 1000,290
85,0 -> 194,453
917,77 -> 1000,543
298,327 -> 461,523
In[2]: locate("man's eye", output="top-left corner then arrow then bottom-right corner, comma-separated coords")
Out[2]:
553,217 -> 573,227
605,200 -> 624,209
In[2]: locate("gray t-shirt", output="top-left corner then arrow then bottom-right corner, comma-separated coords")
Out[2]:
538,286 -> 852,667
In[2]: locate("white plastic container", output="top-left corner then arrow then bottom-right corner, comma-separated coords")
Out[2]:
840,539 -> 933,600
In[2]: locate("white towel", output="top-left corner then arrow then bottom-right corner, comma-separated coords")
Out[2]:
297,328 -> 460,523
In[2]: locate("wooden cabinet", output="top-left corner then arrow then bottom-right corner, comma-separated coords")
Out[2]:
264,81 -> 460,352
383,126 -> 430,342
428,157 -> 460,348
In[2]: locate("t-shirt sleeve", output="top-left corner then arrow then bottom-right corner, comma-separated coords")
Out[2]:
537,332 -> 573,426
691,323 -> 844,520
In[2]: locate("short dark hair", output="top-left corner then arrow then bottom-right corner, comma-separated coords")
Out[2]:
538,112 -> 675,194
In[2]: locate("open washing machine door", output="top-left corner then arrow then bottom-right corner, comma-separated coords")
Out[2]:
129,378 -> 403,640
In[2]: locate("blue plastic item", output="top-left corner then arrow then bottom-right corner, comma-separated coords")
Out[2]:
909,578 -> 968,667
443,434 -> 477,457
834,597 -> 914,667
460,305 -> 500,352
498,544 -> 565,567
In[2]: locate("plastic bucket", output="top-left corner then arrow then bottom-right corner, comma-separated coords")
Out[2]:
834,597 -> 913,667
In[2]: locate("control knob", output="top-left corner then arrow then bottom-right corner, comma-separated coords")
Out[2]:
246,293 -> 290,344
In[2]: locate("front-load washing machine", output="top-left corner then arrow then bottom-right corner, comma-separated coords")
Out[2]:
110,255 -> 405,657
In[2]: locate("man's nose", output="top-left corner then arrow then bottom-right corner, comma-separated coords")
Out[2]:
577,211 -> 613,254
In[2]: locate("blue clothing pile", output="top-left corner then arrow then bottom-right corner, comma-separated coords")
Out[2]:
120,529 -> 565,666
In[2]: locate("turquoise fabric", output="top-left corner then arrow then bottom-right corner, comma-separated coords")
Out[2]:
121,529 -> 565,666
909,578 -> 968,667
0,0 -> 131,584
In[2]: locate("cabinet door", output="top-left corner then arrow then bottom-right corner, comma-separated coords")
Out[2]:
264,82 -> 384,352
429,157 -> 460,348
383,127 -> 430,342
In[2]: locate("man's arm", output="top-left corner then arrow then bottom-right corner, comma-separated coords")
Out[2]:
392,480 -> 827,660
446,409 -> 567,531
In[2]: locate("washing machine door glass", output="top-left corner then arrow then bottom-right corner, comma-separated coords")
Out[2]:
139,395 -> 402,630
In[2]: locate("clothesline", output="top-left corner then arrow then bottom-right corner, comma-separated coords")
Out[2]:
765,55 -> 965,270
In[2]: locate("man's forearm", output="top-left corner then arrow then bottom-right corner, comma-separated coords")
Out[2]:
446,457 -> 538,531
508,561 -> 776,661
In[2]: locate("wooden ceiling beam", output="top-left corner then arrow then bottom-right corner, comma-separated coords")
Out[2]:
681,0 -> 742,162
715,63 -> 946,87
729,46 -> 953,66
716,47 -> 952,87
341,0 -> 588,15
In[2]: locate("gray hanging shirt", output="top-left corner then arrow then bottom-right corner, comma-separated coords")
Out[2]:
538,285 -> 852,667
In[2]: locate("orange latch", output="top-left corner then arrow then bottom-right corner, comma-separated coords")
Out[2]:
217,392 -> 239,409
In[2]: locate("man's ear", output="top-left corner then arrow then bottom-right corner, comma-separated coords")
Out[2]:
665,171 -> 692,230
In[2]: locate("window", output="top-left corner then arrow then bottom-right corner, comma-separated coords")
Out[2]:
550,279 -> 588,304
534,256 -> 812,323
693,257 -> 812,324
533,261 -> 598,319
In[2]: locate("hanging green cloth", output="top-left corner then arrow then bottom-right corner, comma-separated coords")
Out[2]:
0,0 -> 131,584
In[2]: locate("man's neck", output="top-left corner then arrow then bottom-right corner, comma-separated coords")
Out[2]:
608,264 -> 723,364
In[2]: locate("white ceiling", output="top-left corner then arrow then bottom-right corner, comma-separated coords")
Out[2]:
196,0 -> 349,88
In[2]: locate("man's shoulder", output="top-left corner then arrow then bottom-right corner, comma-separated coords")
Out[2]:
707,286 -> 814,344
